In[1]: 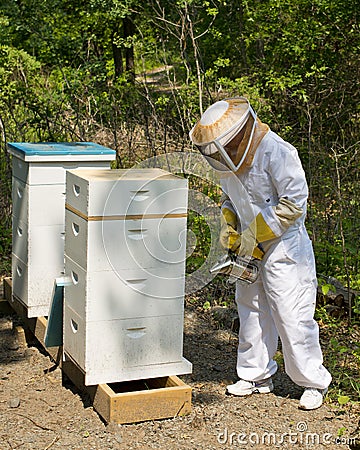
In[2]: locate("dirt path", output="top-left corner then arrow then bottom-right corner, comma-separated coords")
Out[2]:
0,291 -> 359,449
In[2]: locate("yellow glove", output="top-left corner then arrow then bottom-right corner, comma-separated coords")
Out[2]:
237,198 -> 303,259
237,224 -> 264,259
220,207 -> 264,259
219,207 -> 240,252
237,212 -> 275,259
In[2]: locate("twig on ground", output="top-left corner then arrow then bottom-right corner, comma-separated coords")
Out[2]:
13,413 -> 55,432
43,435 -> 60,450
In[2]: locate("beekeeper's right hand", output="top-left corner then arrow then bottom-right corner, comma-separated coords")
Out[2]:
219,207 -> 241,253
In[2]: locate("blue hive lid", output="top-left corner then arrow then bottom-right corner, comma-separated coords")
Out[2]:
8,142 -> 116,161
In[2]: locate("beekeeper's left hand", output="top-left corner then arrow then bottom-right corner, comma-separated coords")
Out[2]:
237,226 -> 257,257
234,225 -> 265,260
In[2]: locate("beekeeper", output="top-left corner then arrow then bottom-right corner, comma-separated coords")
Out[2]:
189,97 -> 331,410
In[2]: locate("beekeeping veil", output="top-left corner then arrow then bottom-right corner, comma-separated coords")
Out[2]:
189,97 -> 259,173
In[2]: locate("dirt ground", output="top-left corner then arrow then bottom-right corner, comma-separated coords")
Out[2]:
0,282 -> 359,450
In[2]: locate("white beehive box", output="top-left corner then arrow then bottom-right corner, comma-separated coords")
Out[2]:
63,168 -> 192,385
12,219 -> 65,267
65,210 -> 187,272
64,305 -> 189,385
64,256 -> 185,321
65,168 -> 188,217
9,142 -> 116,317
12,178 -> 66,226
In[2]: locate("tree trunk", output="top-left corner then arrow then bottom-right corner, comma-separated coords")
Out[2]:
237,3 -> 249,73
112,28 -> 123,79
123,16 -> 135,82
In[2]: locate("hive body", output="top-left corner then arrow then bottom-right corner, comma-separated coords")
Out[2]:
63,168 -> 192,385
9,142 -> 115,317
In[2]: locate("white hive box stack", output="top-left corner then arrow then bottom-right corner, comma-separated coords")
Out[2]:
64,168 -> 192,385
9,142 -> 116,318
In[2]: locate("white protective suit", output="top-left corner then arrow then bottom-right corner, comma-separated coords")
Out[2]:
220,130 -> 332,389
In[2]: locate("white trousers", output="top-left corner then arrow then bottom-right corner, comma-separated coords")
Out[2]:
235,227 -> 332,389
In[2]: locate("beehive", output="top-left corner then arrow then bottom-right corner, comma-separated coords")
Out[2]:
63,168 -> 192,385
9,142 -> 116,317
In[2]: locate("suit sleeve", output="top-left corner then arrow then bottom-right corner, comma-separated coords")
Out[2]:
252,142 -> 308,241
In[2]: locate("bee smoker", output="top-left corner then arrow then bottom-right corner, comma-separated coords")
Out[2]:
210,252 -> 260,285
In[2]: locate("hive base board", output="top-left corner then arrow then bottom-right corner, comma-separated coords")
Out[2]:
63,355 -> 192,424
2,277 -> 192,424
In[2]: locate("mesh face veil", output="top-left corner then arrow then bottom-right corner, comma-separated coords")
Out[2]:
189,97 -> 257,172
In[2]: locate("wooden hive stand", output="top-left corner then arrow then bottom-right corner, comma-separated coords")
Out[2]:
1,277 -> 192,424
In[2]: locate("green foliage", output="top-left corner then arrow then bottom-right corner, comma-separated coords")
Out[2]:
0,222 -> 11,274
337,426 -> 347,437
203,300 -> 211,310
320,283 -> 336,297
186,210 -> 212,273
315,308 -> 360,401
0,0 -> 359,318
338,395 -> 350,405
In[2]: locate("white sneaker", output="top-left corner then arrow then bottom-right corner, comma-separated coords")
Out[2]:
299,387 -> 328,410
226,378 -> 274,396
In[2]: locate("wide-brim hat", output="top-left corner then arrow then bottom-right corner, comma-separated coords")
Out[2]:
190,97 -> 250,146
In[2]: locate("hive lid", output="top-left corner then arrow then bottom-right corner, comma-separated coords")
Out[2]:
67,168 -> 184,182
7,142 -> 116,161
